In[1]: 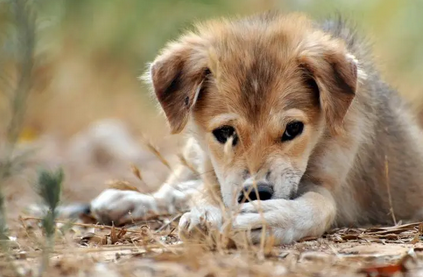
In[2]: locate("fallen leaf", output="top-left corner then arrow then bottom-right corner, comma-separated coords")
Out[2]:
110,225 -> 118,244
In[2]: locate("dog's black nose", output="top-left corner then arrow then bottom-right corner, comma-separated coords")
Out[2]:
238,183 -> 274,203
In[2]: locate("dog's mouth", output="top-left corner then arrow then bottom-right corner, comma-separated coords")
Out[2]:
237,184 -> 274,203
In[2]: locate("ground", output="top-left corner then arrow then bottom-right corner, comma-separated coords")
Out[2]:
4,214 -> 423,276
2,122 -> 423,277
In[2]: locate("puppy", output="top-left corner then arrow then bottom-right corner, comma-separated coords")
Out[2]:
90,12 -> 423,244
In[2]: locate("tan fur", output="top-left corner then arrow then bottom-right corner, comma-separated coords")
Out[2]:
90,12 -> 423,244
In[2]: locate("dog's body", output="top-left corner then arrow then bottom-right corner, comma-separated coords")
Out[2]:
90,12 -> 423,244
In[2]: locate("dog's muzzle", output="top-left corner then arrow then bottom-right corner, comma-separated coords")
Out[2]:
237,182 -> 274,203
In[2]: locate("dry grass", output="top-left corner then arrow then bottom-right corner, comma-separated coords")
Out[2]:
2,211 -> 423,277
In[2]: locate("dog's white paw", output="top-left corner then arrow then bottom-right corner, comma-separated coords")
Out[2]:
232,209 -> 299,244
178,205 -> 223,241
90,189 -> 159,225
231,199 -> 331,244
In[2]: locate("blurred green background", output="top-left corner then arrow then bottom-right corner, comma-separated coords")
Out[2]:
1,0 -> 422,140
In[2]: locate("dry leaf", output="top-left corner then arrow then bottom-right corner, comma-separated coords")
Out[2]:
359,264 -> 404,277
117,228 -> 127,239
110,225 -> 119,244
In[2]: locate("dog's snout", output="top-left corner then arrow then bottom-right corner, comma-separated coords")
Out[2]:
238,182 -> 274,203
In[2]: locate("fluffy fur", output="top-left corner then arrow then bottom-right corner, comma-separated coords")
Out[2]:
90,12 -> 423,244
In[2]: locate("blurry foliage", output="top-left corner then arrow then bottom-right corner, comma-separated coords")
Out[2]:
0,0 -> 35,141
36,167 -> 63,216
0,1 -> 37,274
33,0 -> 423,77
35,167 -> 64,274
0,0 -> 36,198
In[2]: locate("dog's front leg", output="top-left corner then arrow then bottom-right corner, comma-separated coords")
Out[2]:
178,184 -> 225,241
90,138 -> 205,226
178,204 -> 224,241
233,185 -> 336,244
90,179 -> 202,226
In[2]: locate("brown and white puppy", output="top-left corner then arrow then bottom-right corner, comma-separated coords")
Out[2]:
90,12 -> 423,244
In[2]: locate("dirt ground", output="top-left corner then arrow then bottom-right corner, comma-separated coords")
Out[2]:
2,121 -> 423,277
5,222 -> 423,277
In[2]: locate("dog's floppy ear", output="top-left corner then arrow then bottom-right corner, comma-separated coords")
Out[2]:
146,40 -> 207,134
299,46 -> 358,135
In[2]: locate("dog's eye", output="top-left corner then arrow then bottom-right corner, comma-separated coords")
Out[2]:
282,121 -> 304,141
212,126 -> 238,145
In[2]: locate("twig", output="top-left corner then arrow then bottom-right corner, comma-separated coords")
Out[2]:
0,243 -> 187,259
385,155 -> 397,225
21,216 -> 182,234
141,137 -> 171,170
155,213 -> 183,233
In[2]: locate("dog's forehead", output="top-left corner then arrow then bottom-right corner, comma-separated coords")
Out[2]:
203,44 -> 316,124
193,14 -> 321,127
210,30 -> 290,78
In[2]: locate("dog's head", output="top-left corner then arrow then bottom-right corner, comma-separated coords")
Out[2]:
145,13 -> 360,208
